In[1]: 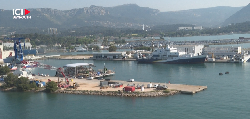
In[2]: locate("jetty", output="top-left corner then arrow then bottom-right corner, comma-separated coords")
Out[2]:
34,76 -> 207,96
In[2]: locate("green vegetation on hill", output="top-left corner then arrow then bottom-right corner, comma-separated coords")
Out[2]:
0,4 -> 244,31
202,21 -> 250,34
11,33 -> 95,49
158,21 -> 250,37
2,20 -> 250,48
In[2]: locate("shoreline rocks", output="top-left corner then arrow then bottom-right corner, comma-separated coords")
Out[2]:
54,89 -> 180,97
1,88 -> 180,97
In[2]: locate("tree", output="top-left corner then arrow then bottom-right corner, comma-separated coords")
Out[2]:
108,46 -> 117,52
16,77 -> 31,91
3,73 -> 18,87
0,66 -> 11,75
88,45 -> 100,51
46,81 -> 58,93
2,73 -> 38,91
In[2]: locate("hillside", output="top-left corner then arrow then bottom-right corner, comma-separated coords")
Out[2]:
158,6 -> 242,27
223,3 -> 250,26
0,4 -> 244,31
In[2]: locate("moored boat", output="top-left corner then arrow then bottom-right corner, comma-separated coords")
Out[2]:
137,45 -> 206,64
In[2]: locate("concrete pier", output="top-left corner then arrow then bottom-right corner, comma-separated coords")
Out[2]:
34,76 -> 207,95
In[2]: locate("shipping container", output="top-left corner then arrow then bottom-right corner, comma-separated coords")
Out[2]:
100,81 -> 108,87
124,86 -> 135,92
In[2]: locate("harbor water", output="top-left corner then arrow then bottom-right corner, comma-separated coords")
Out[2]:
1,60 -> 250,119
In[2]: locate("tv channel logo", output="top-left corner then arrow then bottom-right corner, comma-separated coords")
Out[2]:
13,9 -> 31,19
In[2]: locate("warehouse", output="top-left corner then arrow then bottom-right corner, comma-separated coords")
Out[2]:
92,52 -> 126,59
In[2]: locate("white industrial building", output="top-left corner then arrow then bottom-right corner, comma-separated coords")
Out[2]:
174,45 -> 204,56
194,26 -> 203,30
93,52 -> 127,59
202,46 -> 241,58
178,27 -> 193,30
4,42 -> 32,49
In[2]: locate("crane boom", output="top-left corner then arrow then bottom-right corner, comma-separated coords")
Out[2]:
57,67 -> 69,83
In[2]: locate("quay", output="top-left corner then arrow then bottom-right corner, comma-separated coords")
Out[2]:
34,76 -> 207,95
39,55 -> 247,63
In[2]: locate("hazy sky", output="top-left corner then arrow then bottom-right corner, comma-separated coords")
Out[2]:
1,0 -> 249,12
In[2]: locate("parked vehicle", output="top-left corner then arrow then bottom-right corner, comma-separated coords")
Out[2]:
153,84 -> 158,88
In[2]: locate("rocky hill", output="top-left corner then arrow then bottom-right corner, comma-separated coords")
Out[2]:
223,3 -> 250,26
0,4 -> 244,30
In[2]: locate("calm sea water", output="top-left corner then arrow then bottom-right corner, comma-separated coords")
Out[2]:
1,60 -> 250,119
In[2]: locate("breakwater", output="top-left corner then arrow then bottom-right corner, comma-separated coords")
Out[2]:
55,89 -> 180,97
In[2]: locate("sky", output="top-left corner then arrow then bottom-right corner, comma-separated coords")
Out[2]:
1,0 -> 249,12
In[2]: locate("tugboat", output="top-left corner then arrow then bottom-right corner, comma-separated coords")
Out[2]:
137,45 -> 206,64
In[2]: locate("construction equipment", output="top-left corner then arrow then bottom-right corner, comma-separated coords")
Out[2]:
73,82 -> 80,89
57,67 -> 70,88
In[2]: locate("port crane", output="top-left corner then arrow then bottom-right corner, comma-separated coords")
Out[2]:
4,37 -> 33,78
4,37 -> 25,64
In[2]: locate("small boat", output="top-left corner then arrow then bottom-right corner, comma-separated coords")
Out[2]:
103,70 -> 115,77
